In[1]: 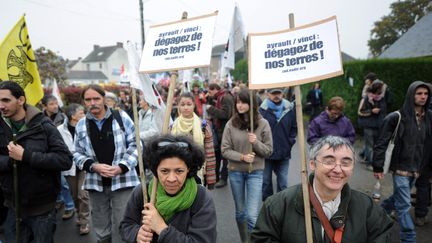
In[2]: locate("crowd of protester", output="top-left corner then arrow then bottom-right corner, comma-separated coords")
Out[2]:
0,74 -> 431,243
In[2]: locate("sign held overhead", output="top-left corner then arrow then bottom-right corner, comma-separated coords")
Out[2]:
139,12 -> 218,74
248,16 -> 343,89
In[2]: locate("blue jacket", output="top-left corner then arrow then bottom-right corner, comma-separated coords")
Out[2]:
259,99 -> 297,160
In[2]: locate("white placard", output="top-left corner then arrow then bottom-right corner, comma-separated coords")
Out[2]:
248,16 -> 343,89
139,12 -> 218,73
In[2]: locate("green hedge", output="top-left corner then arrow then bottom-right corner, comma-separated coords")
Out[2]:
234,57 -> 432,130
300,57 -> 432,130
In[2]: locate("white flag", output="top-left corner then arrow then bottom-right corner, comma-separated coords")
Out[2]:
125,42 -> 160,108
180,69 -> 193,92
227,73 -> 233,88
125,41 -> 170,132
224,4 -> 246,71
52,79 -> 63,108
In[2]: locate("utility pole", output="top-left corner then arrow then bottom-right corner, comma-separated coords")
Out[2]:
139,0 -> 145,49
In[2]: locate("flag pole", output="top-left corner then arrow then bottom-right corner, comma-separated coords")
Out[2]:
12,134 -> 20,242
150,11 -> 189,205
289,13 -> 313,243
131,88 -> 148,203
135,0 -> 148,204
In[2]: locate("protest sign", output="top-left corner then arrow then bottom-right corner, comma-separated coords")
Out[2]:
248,16 -> 343,89
139,12 -> 217,73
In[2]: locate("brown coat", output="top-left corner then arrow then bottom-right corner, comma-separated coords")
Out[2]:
221,117 -> 273,172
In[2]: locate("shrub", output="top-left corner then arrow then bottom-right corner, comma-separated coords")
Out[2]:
301,57 -> 432,130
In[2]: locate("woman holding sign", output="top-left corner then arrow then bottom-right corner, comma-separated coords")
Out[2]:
221,88 -> 273,242
119,135 -> 217,243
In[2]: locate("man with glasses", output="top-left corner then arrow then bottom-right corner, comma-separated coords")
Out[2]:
307,96 -> 355,145
252,136 -> 393,242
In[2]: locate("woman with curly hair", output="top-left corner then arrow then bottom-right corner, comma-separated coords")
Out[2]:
119,135 -> 217,243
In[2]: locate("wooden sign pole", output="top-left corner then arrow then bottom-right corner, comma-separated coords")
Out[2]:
249,89 -> 254,173
150,12 -> 188,205
290,13 -> 314,243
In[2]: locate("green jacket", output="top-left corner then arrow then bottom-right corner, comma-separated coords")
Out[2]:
251,177 -> 393,243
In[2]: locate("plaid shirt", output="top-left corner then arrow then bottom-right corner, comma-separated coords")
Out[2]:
73,108 -> 140,192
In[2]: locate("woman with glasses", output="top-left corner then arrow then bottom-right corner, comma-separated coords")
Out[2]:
252,136 -> 393,242
119,135 -> 217,243
221,88 -> 273,242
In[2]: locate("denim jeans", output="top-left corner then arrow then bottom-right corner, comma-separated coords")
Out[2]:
363,128 -> 379,164
229,170 -> 263,231
4,208 -> 57,243
262,158 -> 289,201
381,175 -> 416,243
60,175 -> 75,211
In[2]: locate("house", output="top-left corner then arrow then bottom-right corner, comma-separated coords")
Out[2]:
379,12 -> 432,59
69,42 -> 128,84
66,70 -> 108,86
65,58 -> 81,72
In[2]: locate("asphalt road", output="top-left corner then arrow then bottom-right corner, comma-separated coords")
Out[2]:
1,138 -> 431,242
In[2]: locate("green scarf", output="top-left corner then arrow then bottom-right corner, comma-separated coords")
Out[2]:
149,177 -> 198,221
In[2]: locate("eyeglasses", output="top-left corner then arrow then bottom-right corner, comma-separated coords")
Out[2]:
315,158 -> 354,170
157,141 -> 189,149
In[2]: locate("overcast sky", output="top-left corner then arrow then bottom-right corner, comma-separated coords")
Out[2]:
1,0 -> 395,60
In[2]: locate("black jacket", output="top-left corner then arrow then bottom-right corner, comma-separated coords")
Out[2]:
120,184 -> 217,243
306,89 -> 323,106
357,95 -> 387,129
0,105 -> 72,216
373,81 -> 432,173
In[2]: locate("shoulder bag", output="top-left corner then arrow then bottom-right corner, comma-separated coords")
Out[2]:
383,111 -> 401,174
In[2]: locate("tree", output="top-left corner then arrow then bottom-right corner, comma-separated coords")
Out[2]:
34,47 -> 67,86
231,59 -> 248,84
368,0 -> 432,57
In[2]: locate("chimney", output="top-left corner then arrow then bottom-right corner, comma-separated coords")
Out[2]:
94,45 -> 100,50
116,42 -> 123,48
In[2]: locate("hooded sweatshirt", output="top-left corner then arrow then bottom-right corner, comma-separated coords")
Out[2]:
373,81 -> 432,173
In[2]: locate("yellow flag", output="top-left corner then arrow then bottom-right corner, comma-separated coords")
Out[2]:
0,15 -> 43,105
